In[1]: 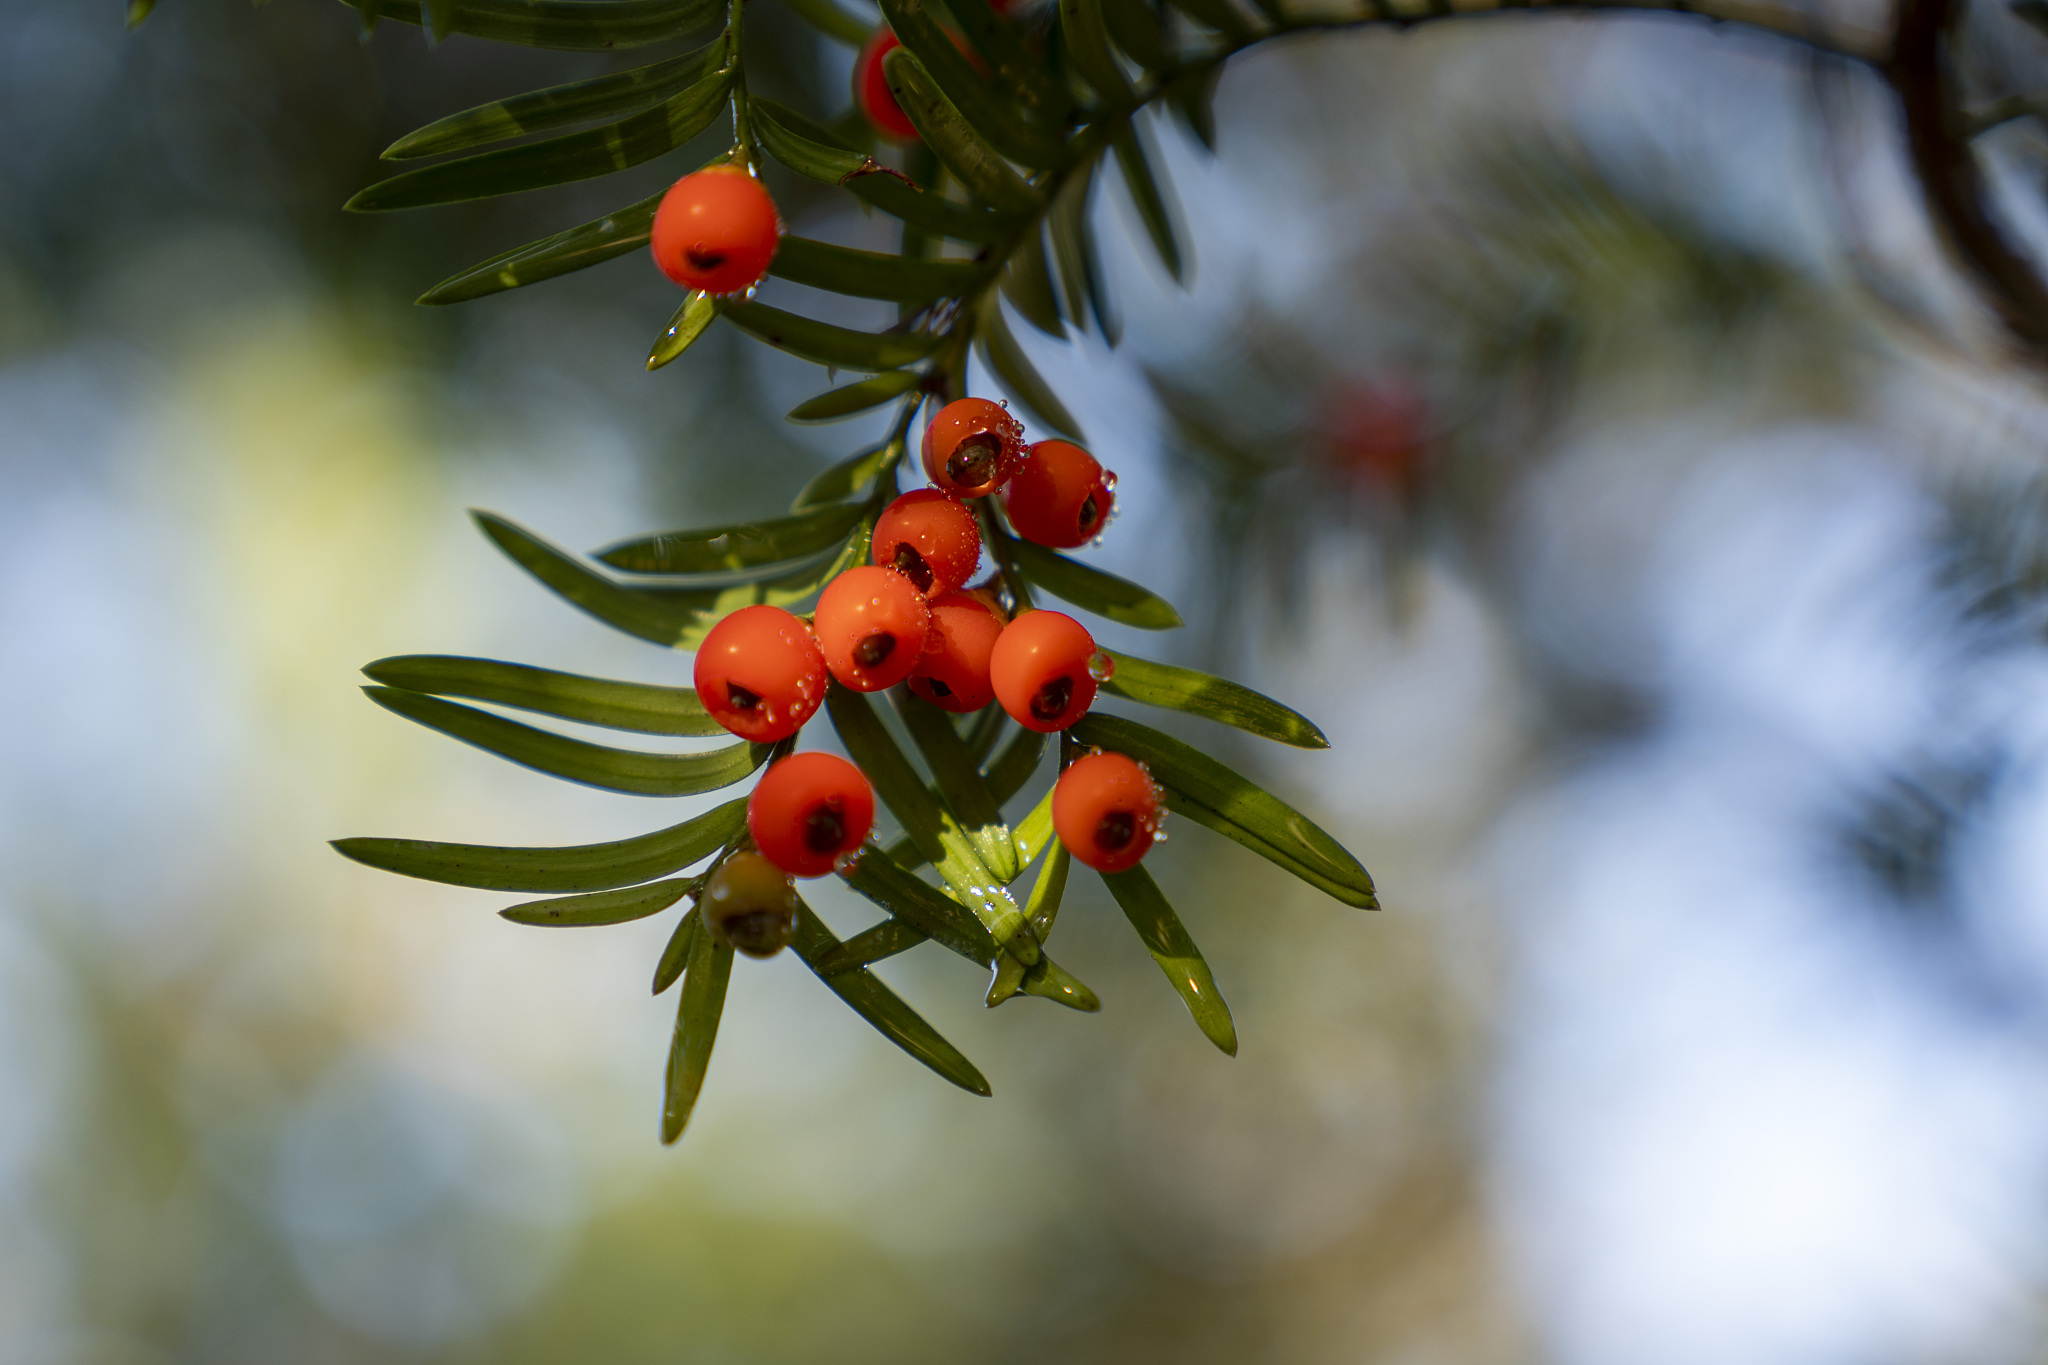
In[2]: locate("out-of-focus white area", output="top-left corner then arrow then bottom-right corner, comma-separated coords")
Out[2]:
6,0 -> 2048,1361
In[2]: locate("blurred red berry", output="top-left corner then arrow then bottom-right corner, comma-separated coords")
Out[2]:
747,752 -> 875,878
1053,751 -> 1161,873
871,489 -> 981,597
813,565 -> 932,692
1320,376 -> 1429,494
855,30 -> 920,142
692,605 -> 827,742
921,397 -> 1026,498
1003,440 -> 1114,548
989,609 -> 1097,731
906,590 -> 1003,712
699,852 -> 799,958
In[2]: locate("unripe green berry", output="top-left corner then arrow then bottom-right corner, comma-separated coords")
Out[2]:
700,852 -> 799,959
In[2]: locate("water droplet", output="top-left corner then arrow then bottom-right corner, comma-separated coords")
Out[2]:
833,848 -> 864,875
1153,829 -> 1169,844
1102,471 -> 1118,490
1087,650 -> 1115,682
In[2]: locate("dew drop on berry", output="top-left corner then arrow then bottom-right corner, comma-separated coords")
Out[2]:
1102,471 -> 1118,490
833,847 -> 864,876
1087,650 -> 1115,682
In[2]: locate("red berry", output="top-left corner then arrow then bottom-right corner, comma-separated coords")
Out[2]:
1053,751 -> 1162,873
1002,440 -> 1115,548
989,609 -> 1098,731
692,605 -> 828,742
813,565 -> 931,692
906,590 -> 1003,712
1321,377 -> 1429,493
921,398 -> 1026,498
651,166 -> 780,295
855,30 -> 921,142
699,852 -> 799,958
748,752 -> 875,878
871,489 -> 981,598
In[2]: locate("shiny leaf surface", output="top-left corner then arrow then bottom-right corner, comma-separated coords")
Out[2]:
1101,864 -> 1237,1054
815,916 -> 930,974
662,930 -> 733,1142
771,234 -> 989,303
652,907 -> 702,994
1099,650 -> 1329,748
825,686 -> 1031,950
598,502 -> 866,574
383,42 -> 727,158
477,511 -> 844,648
364,687 -> 769,797
791,901 -> 992,1094
1071,713 -> 1377,907
1006,538 -> 1184,629
879,0 -> 1066,169
894,690 -> 1020,881
332,797 -> 747,893
501,877 -> 692,926
720,299 -> 942,372
418,191 -> 663,306
647,289 -> 717,371
787,373 -> 926,425
751,99 -> 1017,242
791,440 -> 904,508
362,655 -> 725,735
1023,839 -> 1070,940
881,48 -> 1045,214
347,67 -> 733,212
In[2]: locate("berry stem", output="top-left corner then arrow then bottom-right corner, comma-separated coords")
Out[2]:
974,500 -> 1035,614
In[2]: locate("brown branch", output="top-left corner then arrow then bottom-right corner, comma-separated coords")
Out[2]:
1887,0 -> 2048,352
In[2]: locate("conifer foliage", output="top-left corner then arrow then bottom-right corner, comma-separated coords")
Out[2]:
291,0 -> 1385,1141
126,0 -> 2044,1141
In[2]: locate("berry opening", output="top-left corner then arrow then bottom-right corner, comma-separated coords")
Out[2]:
722,908 -> 794,957
727,683 -> 761,711
804,801 -> 846,855
1030,675 -> 1074,723
687,248 -> 728,271
893,543 -> 934,592
1079,494 -> 1100,531
924,677 -> 954,697
947,434 -> 1001,489
1095,809 -> 1136,852
853,632 -> 895,668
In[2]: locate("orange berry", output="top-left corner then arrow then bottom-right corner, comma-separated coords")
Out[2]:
1053,751 -> 1162,873
813,565 -> 932,692
651,166 -> 780,295
692,605 -> 827,742
906,590 -> 1003,712
699,852 -> 799,958
871,489 -> 982,597
855,30 -> 920,142
921,398 -> 1026,498
990,609 -> 1098,731
1002,440 -> 1114,548
747,752 -> 875,878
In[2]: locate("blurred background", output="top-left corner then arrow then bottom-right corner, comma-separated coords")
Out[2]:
6,0 -> 2048,1361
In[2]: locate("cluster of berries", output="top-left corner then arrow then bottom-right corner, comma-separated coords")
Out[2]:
688,400 -> 1161,957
